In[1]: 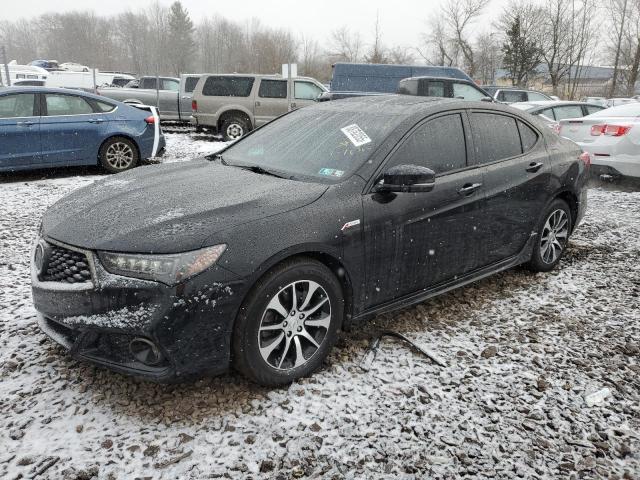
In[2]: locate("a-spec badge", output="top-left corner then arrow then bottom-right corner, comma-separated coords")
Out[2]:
341,219 -> 361,231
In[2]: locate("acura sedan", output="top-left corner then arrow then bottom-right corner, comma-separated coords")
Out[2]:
0,87 -> 165,174
32,96 -> 589,386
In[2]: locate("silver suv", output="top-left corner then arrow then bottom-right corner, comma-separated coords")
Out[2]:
191,74 -> 327,140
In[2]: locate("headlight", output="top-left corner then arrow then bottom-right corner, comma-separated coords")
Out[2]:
99,244 -> 226,285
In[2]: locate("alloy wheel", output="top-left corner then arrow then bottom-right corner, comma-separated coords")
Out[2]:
226,123 -> 244,140
105,142 -> 134,170
540,209 -> 569,264
257,280 -> 332,370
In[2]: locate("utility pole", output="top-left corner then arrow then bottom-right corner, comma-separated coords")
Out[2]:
1,46 -> 11,87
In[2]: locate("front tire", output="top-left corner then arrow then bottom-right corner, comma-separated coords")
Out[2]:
233,258 -> 344,386
526,199 -> 572,272
99,137 -> 139,173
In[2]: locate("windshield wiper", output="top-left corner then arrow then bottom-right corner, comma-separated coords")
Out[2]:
234,164 -> 290,179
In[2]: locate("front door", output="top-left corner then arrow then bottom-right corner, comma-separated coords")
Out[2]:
362,112 -> 486,308
40,93 -> 107,166
293,80 -> 324,110
469,111 -> 552,265
0,92 -> 42,170
254,79 -> 289,126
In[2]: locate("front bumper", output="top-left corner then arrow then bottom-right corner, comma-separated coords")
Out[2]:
32,238 -> 245,382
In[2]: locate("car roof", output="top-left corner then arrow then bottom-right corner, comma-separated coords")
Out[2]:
314,94 -> 522,118
401,76 -> 473,83
515,100 -> 595,107
0,86 -> 116,103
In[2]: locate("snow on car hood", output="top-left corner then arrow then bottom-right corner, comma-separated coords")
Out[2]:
42,159 -> 328,253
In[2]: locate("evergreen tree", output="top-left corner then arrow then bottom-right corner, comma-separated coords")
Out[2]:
502,15 -> 541,86
167,1 -> 195,76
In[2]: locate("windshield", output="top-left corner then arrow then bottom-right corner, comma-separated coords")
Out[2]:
221,107 -> 400,182
590,103 -> 640,118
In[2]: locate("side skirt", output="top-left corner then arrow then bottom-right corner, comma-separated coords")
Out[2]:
352,232 -> 538,321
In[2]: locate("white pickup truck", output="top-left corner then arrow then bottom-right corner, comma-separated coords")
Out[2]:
98,74 -> 201,122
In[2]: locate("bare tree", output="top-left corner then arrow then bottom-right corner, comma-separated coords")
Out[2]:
364,12 -> 389,63
441,0 -> 490,77
609,0 -> 629,96
417,15 -> 457,66
329,26 -> 362,63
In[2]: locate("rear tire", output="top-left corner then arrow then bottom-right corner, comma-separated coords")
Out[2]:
526,199 -> 572,272
221,116 -> 250,141
232,258 -> 344,386
99,136 -> 139,173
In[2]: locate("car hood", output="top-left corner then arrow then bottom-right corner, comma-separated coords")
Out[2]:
42,160 -> 328,253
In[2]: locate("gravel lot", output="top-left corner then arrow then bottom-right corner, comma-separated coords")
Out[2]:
1,133 -> 639,479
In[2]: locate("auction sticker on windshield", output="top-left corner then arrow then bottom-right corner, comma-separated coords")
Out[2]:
341,124 -> 372,147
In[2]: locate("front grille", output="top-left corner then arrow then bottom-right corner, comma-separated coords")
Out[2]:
42,245 -> 92,283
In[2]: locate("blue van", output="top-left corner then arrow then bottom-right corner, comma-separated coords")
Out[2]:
329,63 -> 474,94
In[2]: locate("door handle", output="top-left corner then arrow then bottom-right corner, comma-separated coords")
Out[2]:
16,121 -> 34,127
526,162 -> 544,173
458,183 -> 482,196
255,101 -> 261,107
89,119 -> 105,124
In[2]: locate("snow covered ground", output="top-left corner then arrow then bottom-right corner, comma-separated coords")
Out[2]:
0,133 -> 639,479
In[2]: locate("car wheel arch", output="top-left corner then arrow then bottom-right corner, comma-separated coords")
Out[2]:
233,249 -> 355,333
97,135 -> 140,165
217,109 -> 253,132
554,190 -> 579,234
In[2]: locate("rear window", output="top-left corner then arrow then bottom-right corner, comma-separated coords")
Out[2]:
202,76 -> 254,97
499,90 -> 527,103
258,79 -> 287,99
470,113 -> 522,164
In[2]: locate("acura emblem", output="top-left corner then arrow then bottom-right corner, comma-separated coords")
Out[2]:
34,241 -> 48,275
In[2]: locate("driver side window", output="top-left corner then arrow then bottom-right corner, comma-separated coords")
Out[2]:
386,114 -> 467,174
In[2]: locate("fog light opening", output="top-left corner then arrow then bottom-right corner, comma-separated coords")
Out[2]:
129,338 -> 162,366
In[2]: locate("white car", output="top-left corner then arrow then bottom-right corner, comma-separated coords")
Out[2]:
605,98 -> 638,107
59,62 -> 90,72
558,103 -> 640,178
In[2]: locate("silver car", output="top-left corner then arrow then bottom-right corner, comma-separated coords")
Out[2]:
558,103 -> 640,178
191,74 -> 327,141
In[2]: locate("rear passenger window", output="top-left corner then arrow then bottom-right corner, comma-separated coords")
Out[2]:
202,76 -> 254,97
45,95 -> 94,116
95,101 -> 116,113
518,121 -> 538,152
0,94 -> 35,118
470,113 -> 522,164
388,114 -> 467,174
539,108 -> 555,120
259,80 -> 287,99
586,105 -> 603,115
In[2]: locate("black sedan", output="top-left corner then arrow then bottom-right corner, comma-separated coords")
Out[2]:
32,96 -> 589,386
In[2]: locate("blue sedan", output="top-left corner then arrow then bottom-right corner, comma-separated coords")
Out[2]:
0,87 -> 165,174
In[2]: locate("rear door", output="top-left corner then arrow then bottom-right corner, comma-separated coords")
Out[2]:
470,111 -> 552,265
0,92 -> 41,170
254,79 -> 288,126
363,112 -> 486,307
40,93 -> 108,166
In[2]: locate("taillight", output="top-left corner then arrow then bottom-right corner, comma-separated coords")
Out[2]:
604,124 -> 631,136
579,151 -> 591,167
144,115 -> 155,124
192,100 -> 198,112
590,124 -> 631,136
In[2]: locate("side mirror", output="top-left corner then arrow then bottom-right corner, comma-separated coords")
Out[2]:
375,164 -> 436,193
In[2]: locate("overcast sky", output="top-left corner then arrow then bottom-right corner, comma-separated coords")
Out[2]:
3,0 -> 512,48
